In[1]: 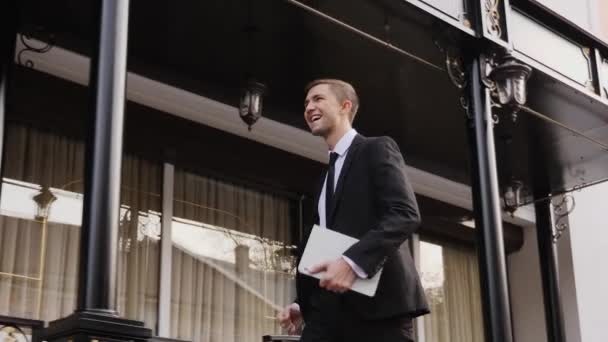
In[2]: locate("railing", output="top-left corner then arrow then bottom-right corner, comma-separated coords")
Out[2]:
0,316 -> 44,342
149,337 -> 191,342
263,335 -> 300,341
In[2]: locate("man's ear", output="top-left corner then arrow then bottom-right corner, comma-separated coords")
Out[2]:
341,100 -> 353,115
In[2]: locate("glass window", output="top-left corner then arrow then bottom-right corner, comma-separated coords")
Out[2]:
0,124 -> 84,322
0,123 -> 161,331
116,156 -> 162,330
170,169 -> 297,342
419,241 -> 484,342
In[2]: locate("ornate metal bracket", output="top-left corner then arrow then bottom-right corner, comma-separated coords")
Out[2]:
447,48 -> 472,115
17,29 -> 55,68
433,31 -> 466,90
552,195 -> 576,242
433,31 -> 469,113
481,54 -> 503,124
480,54 -> 497,90
446,49 -> 466,90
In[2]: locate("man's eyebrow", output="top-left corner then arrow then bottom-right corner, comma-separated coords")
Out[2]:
304,94 -> 322,107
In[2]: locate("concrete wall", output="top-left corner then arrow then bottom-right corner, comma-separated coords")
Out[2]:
507,197 -> 587,342
598,0 -> 608,40
533,0 -> 607,42
533,0 -> 593,31
513,184 -> 608,342
566,183 -> 608,342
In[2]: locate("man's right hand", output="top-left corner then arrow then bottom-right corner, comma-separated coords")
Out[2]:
277,303 -> 303,335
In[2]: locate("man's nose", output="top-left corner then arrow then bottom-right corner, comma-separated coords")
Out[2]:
305,102 -> 315,114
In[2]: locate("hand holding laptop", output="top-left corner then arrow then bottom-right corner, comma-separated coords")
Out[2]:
298,225 -> 383,297
305,257 -> 357,294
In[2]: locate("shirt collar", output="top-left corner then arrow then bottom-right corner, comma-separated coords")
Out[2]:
330,128 -> 358,157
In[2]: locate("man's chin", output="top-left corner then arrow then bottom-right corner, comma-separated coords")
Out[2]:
310,127 -> 327,137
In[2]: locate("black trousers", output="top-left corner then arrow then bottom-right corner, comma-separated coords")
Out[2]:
300,290 -> 415,342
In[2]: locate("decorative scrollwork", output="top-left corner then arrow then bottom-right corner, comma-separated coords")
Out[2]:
460,95 -> 470,111
17,30 -> 54,68
482,56 -> 502,124
485,0 -> 502,39
460,95 -> 474,121
491,111 -> 500,124
446,49 -> 466,89
552,195 -> 576,242
433,29 -> 469,116
481,54 -> 498,91
489,96 -> 502,109
433,29 -> 467,90
0,324 -> 31,342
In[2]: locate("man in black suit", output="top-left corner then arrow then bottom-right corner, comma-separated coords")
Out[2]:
277,79 -> 429,342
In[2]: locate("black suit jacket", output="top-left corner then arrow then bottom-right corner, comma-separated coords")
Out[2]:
296,134 -> 430,320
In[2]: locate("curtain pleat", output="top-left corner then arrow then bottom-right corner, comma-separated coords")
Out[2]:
0,123 -> 160,332
422,242 -> 484,342
0,124 -> 83,322
171,169 -> 296,342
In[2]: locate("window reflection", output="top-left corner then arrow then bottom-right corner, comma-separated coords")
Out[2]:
115,157 -> 162,330
0,123 -> 161,330
420,242 -> 446,307
0,178 -> 82,226
170,170 -> 296,342
172,217 -> 296,275
0,177 -> 81,321
420,241 -> 484,342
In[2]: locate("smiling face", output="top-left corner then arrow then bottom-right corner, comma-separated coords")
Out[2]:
303,83 -> 352,139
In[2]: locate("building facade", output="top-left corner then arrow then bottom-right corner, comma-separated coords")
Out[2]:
1,0 -> 607,341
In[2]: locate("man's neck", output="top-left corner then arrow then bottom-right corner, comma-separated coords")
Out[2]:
325,125 -> 351,151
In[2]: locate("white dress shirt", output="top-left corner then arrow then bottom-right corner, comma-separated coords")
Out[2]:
318,128 -> 368,278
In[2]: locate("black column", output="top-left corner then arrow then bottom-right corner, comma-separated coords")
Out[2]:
41,1 -> 151,340
0,0 -> 18,191
535,197 -> 567,342
466,56 -> 514,342
77,0 -> 130,314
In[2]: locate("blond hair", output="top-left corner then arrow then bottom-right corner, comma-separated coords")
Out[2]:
305,79 -> 360,122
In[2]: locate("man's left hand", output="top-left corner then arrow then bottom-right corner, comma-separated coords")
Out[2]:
307,258 -> 356,293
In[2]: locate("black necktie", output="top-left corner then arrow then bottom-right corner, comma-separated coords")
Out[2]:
325,152 -> 339,227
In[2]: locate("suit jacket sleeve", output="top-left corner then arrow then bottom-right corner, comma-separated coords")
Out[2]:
343,136 -> 421,278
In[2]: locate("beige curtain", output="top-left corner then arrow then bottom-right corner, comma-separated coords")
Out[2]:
423,243 -> 484,342
116,155 -> 162,330
0,124 -> 83,322
0,123 -> 160,330
170,169 -> 296,342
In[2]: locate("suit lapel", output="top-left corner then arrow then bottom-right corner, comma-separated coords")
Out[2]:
328,134 -> 363,227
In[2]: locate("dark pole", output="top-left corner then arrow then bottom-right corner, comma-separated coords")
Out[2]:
529,103 -> 567,341
534,196 -> 567,342
78,0 -> 130,314
466,55 -> 514,342
40,1 -> 149,339
0,0 -> 18,191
